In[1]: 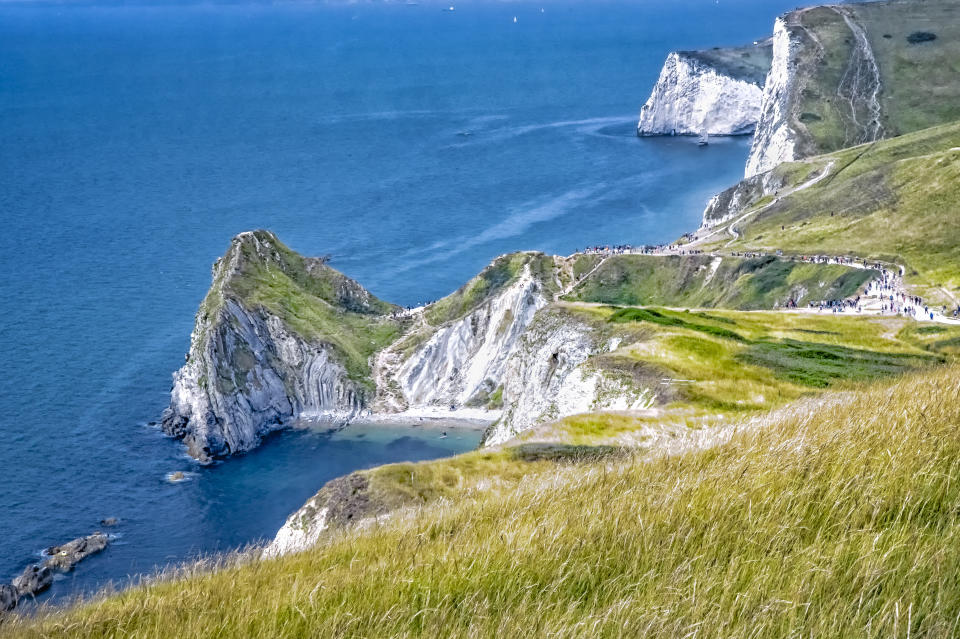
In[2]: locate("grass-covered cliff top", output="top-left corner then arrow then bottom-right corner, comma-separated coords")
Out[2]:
696,120 -> 960,305
199,230 -> 402,385
566,253 -> 873,309
11,359 -> 960,637
423,252 -> 560,326
781,0 -> 960,158
681,41 -> 772,86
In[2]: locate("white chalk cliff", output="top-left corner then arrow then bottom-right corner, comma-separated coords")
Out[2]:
638,52 -> 765,137
163,241 -> 661,462
745,18 -> 800,177
393,264 -> 547,409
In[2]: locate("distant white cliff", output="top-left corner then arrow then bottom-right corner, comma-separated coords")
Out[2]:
637,44 -> 771,137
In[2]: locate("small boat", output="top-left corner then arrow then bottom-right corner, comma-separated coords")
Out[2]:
697,128 -> 709,147
513,16 -> 518,23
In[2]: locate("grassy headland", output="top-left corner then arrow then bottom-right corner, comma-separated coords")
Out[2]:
779,0 -> 960,158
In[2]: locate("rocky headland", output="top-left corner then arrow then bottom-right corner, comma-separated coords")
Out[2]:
637,42 -> 772,137
161,232 -> 874,474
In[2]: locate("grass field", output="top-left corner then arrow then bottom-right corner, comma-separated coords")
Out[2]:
9,360 -> 960,638
565,253 -> 874,309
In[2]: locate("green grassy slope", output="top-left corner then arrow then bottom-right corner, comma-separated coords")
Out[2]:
203,230 -> 403,387
565,253 -> 874,309
779,0 -> 960,158
11,362 -> 960,638
683,41 -> 772,86
550,304 -> 952,429
855,0 -> 960,136
696,121 -> 960,305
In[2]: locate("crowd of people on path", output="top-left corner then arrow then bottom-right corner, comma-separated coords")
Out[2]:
572,245 -> 958,323
578,244 -> 706,256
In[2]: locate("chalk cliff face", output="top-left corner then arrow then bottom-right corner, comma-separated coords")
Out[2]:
161,231 -> 388,461
637,44 -> 771,137
484,308 -> 654,446
745,18 -> 801,177
393,263 -> 548,409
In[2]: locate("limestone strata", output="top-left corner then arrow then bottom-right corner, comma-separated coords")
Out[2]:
394,264 -> 547,408
638,45 -> 770,137
162,299 -> 363,461
161,232 -> 371,462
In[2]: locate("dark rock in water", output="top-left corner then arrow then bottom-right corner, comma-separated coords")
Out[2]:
0,584 -> 18,613
12,565 -> 52,597
43,532 -> 109,571
100,517 -> 120,527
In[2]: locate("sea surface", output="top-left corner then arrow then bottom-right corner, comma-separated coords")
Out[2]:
1,0 -> 809,601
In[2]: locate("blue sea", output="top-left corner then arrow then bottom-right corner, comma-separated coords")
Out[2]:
0,0 -> 808,601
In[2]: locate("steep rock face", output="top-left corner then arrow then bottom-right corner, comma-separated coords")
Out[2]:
483,309 -> 654,446
394,263 -> 548,408
746,17 -> 801,177
637,45 -> 770,137
701,169 -> 785,227
161,231 -> 381,461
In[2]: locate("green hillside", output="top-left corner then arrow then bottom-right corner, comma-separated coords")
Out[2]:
780,0 -> 960,158
566,253 -> 874,309
696,121 -> 960,306
9,360 -> 960,638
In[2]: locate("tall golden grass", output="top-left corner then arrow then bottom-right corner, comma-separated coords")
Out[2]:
8,364 -> 960,638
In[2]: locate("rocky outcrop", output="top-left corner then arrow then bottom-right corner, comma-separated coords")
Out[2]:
0,585 -> 18,613
12,565 -> 51,598
700,169 -> 786,227
161,231 -> 386,461
638,43 -> 771,137
745,17 -> 802,177
44,532 -> 109,571
264,473 -> 380,559
484,309 -> 654,446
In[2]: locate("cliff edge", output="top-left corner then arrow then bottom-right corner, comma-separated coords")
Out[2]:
637,42 -> 772,137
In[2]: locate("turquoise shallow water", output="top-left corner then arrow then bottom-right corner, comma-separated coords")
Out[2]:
0,0 -> 807,600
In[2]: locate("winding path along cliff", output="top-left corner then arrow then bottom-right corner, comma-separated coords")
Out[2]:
637,42 -> 772,137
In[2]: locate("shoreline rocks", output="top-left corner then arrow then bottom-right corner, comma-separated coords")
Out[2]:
0,584 -> 18,613
44,532 -> 109,572
12,564 -> 52,599
2,531 -> 110,616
